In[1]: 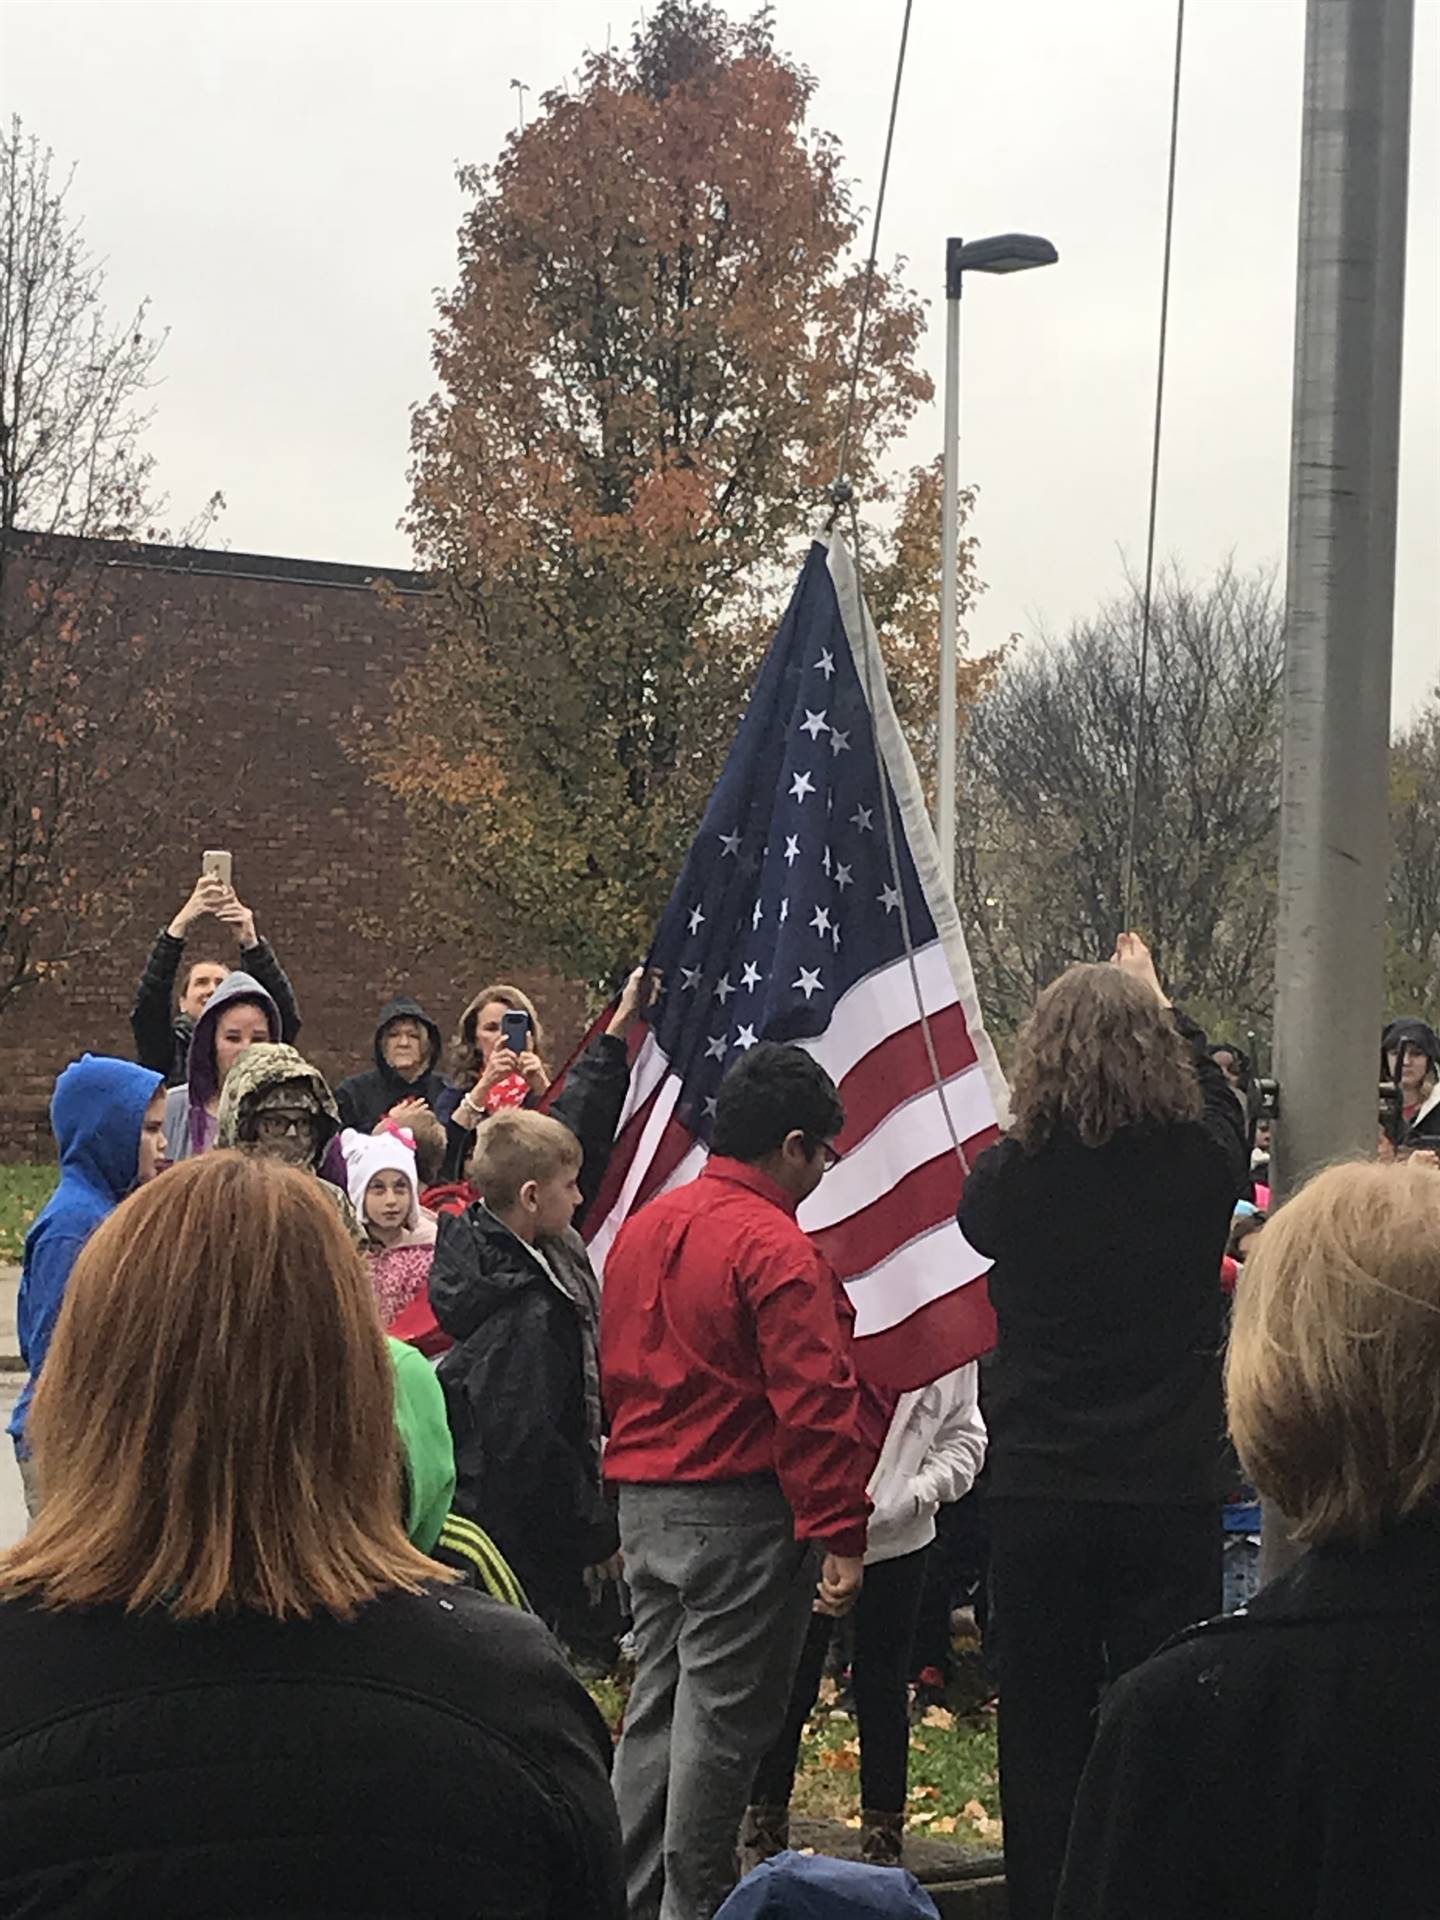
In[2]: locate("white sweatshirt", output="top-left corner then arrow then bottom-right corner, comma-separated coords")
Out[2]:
864,1362 -> 987,1566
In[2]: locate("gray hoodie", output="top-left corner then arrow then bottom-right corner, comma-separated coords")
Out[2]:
162,970 -> 282,1164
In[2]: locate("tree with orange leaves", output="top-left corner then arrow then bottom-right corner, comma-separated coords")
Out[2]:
375,2 -> 988,987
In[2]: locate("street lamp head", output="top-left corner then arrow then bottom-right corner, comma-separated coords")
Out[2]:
947,232 -> 1059,296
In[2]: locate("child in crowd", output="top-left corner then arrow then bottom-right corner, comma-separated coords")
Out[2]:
9,1056 -> 167,1519
343,1129 -> 437,1329
431,1109 -> 618,1643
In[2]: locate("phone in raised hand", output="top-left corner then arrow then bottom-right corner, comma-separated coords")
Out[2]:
500,1010 -> 531,1056
201,849 -> 233,891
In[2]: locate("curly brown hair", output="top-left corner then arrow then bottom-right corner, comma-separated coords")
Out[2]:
1009,964 -> 1202,1151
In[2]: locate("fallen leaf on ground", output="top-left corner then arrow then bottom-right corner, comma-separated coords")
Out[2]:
933,1816 -> 958,1834
921,1704 -> 955,1730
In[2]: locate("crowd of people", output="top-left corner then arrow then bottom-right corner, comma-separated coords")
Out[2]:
2,874 -> 1439,1919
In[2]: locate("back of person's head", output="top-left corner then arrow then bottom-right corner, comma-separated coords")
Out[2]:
469,1108 -> 581,1211
407,1108 -> 447,1188
711,1044 -> 844,1163
1226,1160 -> 1440,1549
0,1152 -> 443,1619
1008,963 -> 1201,1152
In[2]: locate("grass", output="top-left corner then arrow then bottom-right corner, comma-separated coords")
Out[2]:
0,1164 -> 55,1261
588,1635 -> 1002,1852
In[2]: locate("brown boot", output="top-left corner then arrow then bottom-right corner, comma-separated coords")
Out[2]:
859,1808 -> 905,1868
737,1804 -> 790,1878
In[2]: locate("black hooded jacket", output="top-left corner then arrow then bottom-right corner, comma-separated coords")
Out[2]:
335,997 -> 448,1134
1382,1016 -> 1440,1150
432,1206 -> 618,1617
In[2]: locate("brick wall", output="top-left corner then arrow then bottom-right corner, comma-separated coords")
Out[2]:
0,540 -> 586,1159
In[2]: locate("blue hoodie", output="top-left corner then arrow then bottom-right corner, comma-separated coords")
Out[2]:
8,1055 -> 163,1455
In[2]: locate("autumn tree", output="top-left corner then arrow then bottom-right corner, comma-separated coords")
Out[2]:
373,1 -> 982,987
958,562 -> 1285,1035
1388,682 -> 1440,1017
0,118 -> 219,1009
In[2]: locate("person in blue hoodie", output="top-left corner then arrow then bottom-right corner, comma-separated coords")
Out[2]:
9,1055 -> 167,1519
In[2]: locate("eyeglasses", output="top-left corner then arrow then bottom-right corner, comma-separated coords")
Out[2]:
255,1111 -> 315,1140
806,1138 -> 841,1172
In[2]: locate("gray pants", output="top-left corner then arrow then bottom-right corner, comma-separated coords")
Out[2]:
613,1480 -> 820,1920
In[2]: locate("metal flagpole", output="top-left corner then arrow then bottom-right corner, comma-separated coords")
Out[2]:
938,240 -> 964,886
1264,0 -> 1415,1581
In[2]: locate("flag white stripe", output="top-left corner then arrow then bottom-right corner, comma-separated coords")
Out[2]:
843,1217 -> 991,1339
588,1066 -> 682,1270
614,1031 -> 670,1129
798,1066 -> 994,1234
799,943 -> 959,1089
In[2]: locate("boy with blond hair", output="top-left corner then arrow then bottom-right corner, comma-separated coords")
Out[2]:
430,1110 -> 618,1641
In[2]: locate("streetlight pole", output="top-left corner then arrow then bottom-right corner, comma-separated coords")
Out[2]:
937,233 -> 1058,888
1265,0 -> 1414,1580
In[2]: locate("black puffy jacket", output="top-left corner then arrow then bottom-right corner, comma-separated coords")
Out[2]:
335,996 -> 449,1133
0,1584 -> 623,1918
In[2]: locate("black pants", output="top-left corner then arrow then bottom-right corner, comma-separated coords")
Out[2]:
751,1547 -> 930,1815
988,1499 -> 1220,1920
911,1491 -> 990,1679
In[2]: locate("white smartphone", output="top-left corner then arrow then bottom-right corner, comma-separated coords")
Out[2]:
202,849 -> 233,890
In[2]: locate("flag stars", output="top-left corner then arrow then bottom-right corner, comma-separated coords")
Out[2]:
799,709 -> 830,741
851,805 -> 874,833
718,829 -> 742,857
789,769 -> 816,803
704,1034 -> 728,1062
714,974 -> 736,1005
740,960 -> 762,991
810,905 -> 833,938
702,1096 -> 718,1121
793,967 -> 824,1001
779,898 -> 790,924
784,836 -> 801,866
830,728 -> 851,757
822,846 -> 832,877
735,1024 -> 759,1051
835,863 -> 853,891
816,649 -> 836,681
688,904 -> 706,934
752,899 -> 764,931
879,883 -> 901,914
680,965 -> 702,990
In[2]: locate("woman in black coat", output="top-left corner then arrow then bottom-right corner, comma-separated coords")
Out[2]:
958,933 -> 1246,1920
0,1152 -> 623,1920
1056,1158 -> 1440,1920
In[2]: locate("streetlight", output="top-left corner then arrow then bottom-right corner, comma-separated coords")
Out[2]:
938,233 -> 1059,884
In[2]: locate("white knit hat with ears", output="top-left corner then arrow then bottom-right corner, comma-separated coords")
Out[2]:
340,1126 -> 420,1230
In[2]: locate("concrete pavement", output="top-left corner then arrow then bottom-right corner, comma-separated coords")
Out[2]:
0,1380 -> 24,1547
1,1264 -> 19,1372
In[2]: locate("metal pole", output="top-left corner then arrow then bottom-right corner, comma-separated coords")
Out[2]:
938,238 -> 963,886
1264,0 -> 1414,1582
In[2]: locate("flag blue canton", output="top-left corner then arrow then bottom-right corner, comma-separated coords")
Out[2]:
648,543 -> 938,1136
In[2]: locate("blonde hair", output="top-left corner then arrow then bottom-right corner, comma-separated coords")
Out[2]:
470,1109 -> 581,1211
450,982 -> 545,1082
1226,1159 -> 1440,1548
1009,965 -> 1202,1151
0,1153 -> 449,1620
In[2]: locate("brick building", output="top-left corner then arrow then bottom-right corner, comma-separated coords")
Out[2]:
0,536 -> 585,1158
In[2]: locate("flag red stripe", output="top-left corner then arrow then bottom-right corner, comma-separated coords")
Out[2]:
581,1076 -> 669,1237
852,1275 -> 997,1391
631,1110 -> 699,1211
811,1150 -> 963,1280
834,1003 -> 979,1154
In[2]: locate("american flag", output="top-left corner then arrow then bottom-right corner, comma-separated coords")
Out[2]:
583,534 -> 1009,1390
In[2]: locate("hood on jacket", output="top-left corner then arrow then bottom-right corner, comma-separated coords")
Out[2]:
184,970 -> 283,1111
429,1204 -> 582,1343
1382,1018 -> 1440,1073
49,1055 -> 164,1207
388,1336 -> 455,1553
372,997 -> 443,1086
342,1126 -> 422,1232
216,1044 -> 341,1167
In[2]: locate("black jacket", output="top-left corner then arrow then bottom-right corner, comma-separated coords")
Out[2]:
433,1204 -> 619,1618
960,1012 -> 1247,1505
0,1584 -> 623,1918
1057,1517 -> 1440,1920
335,995 -> 448,1133
440,1031 -> 633,1224
131,929 -> 302,1086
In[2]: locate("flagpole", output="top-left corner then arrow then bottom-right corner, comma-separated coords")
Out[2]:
1264,0 -> 1414,1579
938,241 -> 964,886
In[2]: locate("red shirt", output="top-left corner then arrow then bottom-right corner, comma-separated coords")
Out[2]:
600,1157 -> 871,1557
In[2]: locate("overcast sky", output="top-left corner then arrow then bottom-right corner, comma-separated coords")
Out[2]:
3,0 -> 1436,716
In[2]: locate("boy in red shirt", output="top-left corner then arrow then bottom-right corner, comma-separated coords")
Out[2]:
602,1043 -> 871,1920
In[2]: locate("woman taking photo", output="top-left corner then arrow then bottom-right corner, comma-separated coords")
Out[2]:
0,1153 -> 623,1918
1057,1158 -> 1440,1919
959,933 -> 1246,1920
